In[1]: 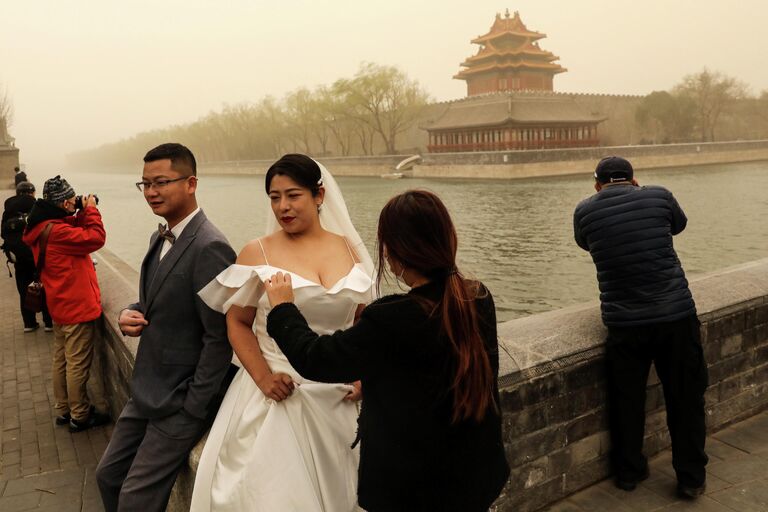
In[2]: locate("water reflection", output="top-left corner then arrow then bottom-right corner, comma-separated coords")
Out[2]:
62,161 -> 768,321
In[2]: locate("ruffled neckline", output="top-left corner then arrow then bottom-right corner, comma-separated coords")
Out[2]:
252,263 -> 371,295
198,262 -> 374,314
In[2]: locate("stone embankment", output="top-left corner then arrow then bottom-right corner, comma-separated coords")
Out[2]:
197,140 -> 768,180
89,248 -> 768,511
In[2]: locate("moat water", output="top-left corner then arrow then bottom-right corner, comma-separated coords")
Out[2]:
62,160 -> 768,322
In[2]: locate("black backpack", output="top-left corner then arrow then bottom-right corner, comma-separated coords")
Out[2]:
2,211 -> 28,237
1,212 -> 32,275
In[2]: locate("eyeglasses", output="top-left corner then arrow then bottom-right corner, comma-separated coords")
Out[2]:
135,176 -> 190,192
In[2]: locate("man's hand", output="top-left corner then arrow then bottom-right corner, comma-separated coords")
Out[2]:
119,309 -> 148,336
344,380 -> 362,402
84,194 -> 98,209
257,372 -> 295,402
265,271 -> 294,307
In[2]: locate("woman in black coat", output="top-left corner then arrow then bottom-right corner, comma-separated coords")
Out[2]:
265,190 -> 510,512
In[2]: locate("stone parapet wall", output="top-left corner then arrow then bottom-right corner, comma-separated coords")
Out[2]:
90,246 -> 768,511
493,258 -> 768,511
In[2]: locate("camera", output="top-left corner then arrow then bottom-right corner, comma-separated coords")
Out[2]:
74,194 -> 99,210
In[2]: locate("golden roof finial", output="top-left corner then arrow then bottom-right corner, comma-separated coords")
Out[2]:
504,8 -> 511,18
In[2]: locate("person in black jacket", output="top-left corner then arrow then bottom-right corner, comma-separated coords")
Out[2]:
573,156 -> 708,499
1,181 -> 52,332
14,167 -> 28,187
264,189 -> 510,512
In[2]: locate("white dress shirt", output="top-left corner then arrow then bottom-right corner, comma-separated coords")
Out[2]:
160,207 -> 200,260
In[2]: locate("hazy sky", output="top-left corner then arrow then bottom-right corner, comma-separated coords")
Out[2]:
2,0 -> 767,170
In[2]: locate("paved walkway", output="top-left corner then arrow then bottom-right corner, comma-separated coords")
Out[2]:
0,257 -> 109,511
545,410 -> 768,512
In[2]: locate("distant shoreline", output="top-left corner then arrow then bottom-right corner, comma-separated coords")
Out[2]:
83,140 -> 768,180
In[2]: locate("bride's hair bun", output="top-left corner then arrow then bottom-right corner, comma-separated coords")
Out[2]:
265,154 -> 323,196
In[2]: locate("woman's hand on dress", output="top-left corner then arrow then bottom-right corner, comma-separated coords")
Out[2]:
265,271 -> 295,307
344,380 -> 362,402
257,372 -> 295,402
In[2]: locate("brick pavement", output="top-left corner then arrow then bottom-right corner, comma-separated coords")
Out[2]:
544,410 -> 768,512
0,257 -> 109,511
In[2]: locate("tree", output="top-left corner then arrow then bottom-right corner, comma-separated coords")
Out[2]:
343,63 -> 430,154
284,88 -> 316,153
635,91 -> 696,143
69,61 -> 433,165
0,87 -> 12,125
0,85 -> 13,143
674,69 -> 748,142
756,90 -> 768,123
254,96 -> 288,157
315,84 -> 354,156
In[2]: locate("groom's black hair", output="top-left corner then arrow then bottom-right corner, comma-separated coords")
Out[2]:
144,143 -> 197,177
265,154 -> 322,196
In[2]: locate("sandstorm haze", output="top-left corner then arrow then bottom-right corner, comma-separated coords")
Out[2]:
1,0 -> 767,170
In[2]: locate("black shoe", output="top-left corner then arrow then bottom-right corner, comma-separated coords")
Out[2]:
677,482 -> 706,499
69,410 -> 110,433
57,405 -> 95,426
23,323 -> 40,333
55,412 -> 71,426
615,467 -> 650,491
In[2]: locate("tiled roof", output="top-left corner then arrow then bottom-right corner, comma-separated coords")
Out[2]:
425,94 -> 606,130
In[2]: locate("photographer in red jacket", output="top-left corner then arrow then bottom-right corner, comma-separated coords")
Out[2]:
23,175 -> 110,432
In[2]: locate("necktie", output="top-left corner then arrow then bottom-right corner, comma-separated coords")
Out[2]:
158,223 -> 176,245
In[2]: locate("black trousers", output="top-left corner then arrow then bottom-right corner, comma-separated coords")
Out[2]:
605,314 -> 708,487
13,258 -> 52,329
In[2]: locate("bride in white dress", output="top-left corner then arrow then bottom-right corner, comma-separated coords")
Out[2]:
190,155 -> 374,512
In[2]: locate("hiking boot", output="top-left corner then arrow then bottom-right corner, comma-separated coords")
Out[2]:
23,323 -> 40,333
69,410 -> 110,433
677,482 -> 706,499
615,467 -> 650,491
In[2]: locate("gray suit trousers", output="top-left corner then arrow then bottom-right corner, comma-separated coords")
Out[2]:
95,399 -> 206,512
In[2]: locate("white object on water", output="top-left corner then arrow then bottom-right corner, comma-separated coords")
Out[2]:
394,155 -> 421,171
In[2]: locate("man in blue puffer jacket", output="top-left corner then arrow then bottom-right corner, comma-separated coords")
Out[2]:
573,156 -> 708,500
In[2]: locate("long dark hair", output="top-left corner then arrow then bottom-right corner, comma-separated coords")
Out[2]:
377,190 -> 495,423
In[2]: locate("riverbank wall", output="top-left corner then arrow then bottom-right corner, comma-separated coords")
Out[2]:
199,155 -> 406,178
197,140 -> 768,181
415,139 -> 768,180
91,250 -> 768,511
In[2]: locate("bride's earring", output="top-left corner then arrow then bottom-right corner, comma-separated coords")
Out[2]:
317,203 -> 322,213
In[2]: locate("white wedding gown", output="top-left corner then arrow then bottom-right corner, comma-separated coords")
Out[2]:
190,262 -> 372,512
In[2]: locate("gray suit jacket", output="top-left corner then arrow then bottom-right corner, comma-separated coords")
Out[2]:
127,210 -> 236,420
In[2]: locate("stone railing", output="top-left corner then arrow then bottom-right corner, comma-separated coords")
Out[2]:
492,258 -> 768,511
91,248 -> 768,511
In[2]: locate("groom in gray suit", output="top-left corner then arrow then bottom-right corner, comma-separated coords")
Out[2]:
96,143 -> 236,512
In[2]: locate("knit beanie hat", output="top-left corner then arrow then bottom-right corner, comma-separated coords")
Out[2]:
43,175 -> 75,203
